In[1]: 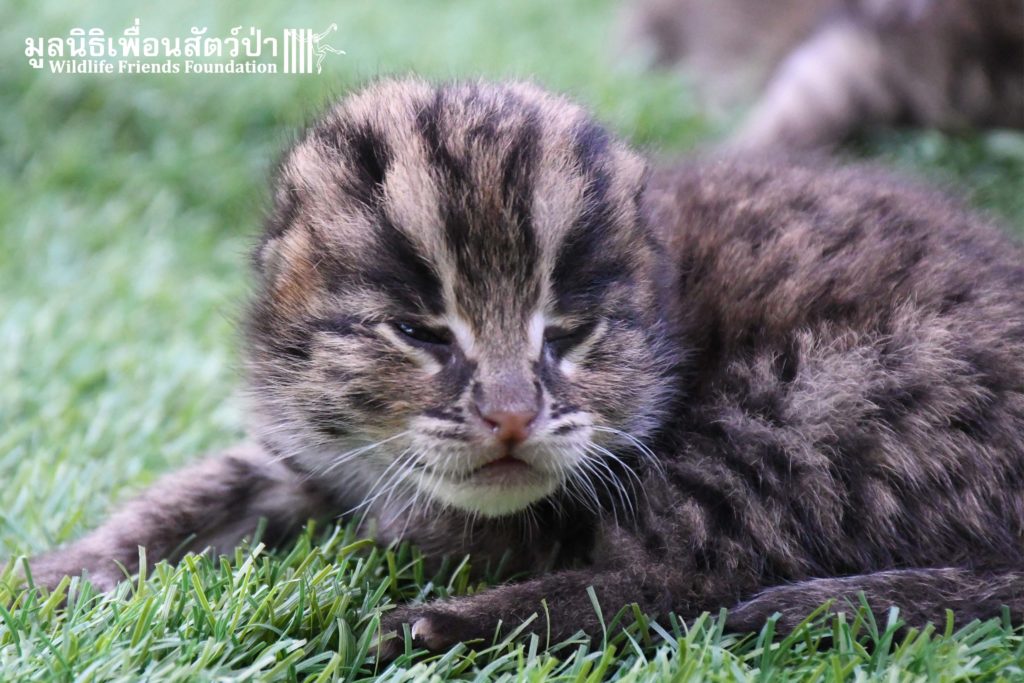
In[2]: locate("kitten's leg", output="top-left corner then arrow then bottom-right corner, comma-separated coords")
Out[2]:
22,443 -> 336,591
378,564 -> 697,656
729,20 -> 899,151
379,564 -> 1024,655
726,567 -> 1024,632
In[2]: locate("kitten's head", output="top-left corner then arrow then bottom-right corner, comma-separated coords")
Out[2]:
246,78 -> 676,517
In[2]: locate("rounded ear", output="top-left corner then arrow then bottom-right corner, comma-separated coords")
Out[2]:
253,235 -> 285,281
250,226 -> 325,317
608,143 -> 649,225
255,170 -> 302,280
619,145 -> 649,197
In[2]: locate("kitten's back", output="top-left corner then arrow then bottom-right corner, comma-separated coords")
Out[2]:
646,157 -> 1024,573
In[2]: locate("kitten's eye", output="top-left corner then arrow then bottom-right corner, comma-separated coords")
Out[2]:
394,321 -> 453,347
544,324 -> 593,356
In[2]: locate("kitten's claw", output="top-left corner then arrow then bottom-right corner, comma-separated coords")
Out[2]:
379,604 -> 486,657
410,617 -> 435,644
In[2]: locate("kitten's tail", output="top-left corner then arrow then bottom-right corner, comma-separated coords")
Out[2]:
726,567 -> 1024,632
728,19 -> 900,151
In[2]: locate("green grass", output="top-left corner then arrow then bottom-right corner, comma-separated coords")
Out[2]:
3,525 -> 1023,682
2,0 -> 1023,679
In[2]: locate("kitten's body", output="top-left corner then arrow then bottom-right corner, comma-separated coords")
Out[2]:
623,0 -> 1024,149
22,79 -> 1024,654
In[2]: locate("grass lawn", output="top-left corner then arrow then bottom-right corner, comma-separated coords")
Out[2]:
2,0 -> 1023,679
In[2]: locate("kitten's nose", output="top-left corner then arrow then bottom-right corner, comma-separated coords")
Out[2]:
477,408 -> 538,445
473,375 -> 541,445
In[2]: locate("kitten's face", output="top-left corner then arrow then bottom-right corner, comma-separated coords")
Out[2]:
246,79 -> 675,517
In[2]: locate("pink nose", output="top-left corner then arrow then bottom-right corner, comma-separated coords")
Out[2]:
478,409 -> 537,445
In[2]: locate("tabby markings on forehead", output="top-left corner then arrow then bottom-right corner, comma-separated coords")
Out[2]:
445,311 -> 550,363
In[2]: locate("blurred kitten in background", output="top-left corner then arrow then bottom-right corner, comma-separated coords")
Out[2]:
622,0 -> 1024,149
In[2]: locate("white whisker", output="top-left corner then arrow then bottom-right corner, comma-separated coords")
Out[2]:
320,430 -> 412,476
580,448 -> 634,523
592,426 -> 664,477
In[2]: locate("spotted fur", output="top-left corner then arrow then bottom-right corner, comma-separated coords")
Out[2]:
23,79 -> 1024,655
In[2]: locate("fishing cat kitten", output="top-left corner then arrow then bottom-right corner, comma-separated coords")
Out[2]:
622,0 -> 1024,149
22,78 -> 1024,655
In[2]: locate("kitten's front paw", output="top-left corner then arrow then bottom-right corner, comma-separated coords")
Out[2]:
24,552 -> 126,594
379,603 -> 493,657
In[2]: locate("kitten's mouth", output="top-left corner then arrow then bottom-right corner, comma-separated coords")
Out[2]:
469,454 -> 537,484
418,452 -> 550,486
417,450 -> 560,516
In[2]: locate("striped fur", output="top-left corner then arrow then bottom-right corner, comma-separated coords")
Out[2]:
244,78 -> 676,520
622,0 -> 1024,149
22,79 -> 1024,656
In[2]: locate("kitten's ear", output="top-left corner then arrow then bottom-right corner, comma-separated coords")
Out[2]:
254,235 -> 285,280
256,171 -> 304,279
252,226 -> 324,316
633,157 -> 652,195
253,225 -> 313,281
613,143 -> 650,210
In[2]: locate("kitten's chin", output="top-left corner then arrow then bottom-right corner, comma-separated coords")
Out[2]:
418,464 -> 560,517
